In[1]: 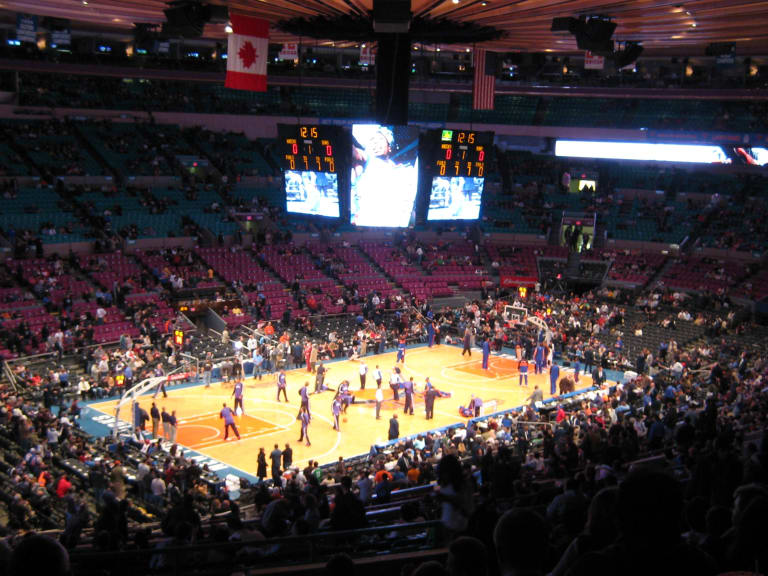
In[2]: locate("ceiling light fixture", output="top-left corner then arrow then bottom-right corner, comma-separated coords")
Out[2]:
225,23 -> 233,33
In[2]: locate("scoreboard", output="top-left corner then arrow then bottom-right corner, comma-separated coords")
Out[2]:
431,129 -> 493,178
277,124 -> 344,173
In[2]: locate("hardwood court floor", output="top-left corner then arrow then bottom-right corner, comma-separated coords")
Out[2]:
88,346 -> 593,478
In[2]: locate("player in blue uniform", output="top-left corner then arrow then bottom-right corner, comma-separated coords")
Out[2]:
534,344 -> 546,375
276,370 -> 288,402
396,336 -> 406,364
298,405 -> 311,446
332,396 -> 342,431
298,381 -> 311,418
232,380 -> 245,415
220,403 -> 240,440
403,377 -> 414,415
550,363 -> 560,396
519,358 -> 529,387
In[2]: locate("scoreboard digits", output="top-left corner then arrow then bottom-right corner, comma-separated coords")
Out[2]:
431,129 -> 492,178
278,124 -> 341,173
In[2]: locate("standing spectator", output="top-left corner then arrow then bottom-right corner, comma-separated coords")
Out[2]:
202,354 -> 213,388
437,454 -> 473,537
161,407 -> 171,440
375,384 -> 383,420
388,413 -> 399,440
169,410 -> 178,444
257,448 -> 267,483
150,402 -> 160,439
270,444 -> 282,484
359,361 -> 368,390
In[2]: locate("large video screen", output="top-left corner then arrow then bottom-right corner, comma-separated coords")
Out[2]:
426,176 -> 484,220
285,170 -> 339,218
350,124 -> 419,227
555,140 -> 730,164
733,147 -> 768,166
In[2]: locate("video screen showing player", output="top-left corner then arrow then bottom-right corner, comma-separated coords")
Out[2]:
285,170 -> 340,218
426,176 -> 484,220
350,124 -> 419,227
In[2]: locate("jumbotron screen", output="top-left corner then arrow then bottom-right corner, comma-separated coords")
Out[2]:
284,170 -> 340,218
426,176 -> 484,220
349,124 -> 419,227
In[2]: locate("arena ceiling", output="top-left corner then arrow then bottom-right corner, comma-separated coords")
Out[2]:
2,0 -> 768,55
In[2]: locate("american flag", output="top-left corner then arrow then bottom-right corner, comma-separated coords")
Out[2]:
473,48 -> 496,110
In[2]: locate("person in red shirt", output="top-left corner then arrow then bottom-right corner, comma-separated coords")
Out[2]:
56,475 -> 72,498
555,405 -> 567,423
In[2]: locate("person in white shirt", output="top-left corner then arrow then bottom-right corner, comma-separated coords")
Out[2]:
632,417 -> 647,439
137,459 -> 151,484
373,365 -> 383,388
46,426 -> 60,446
389,369 -> 402,401
150,474 -> 166,505
77,378 -> 91,399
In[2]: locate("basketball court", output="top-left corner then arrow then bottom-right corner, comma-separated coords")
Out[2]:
85,345 -> 593,479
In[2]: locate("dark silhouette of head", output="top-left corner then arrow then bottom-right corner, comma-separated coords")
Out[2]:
10,534 -> 70,576
494,508 -> 547,575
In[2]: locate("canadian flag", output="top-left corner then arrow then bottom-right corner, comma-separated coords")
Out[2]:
225,14 -> 269,92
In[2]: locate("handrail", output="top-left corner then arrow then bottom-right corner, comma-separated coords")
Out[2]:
178,352 -> 199,378
239,323 -> 279,345
1,360 -> 17,393
67,519 -> 442,566
513,419 -> 556,429
4,338 -> 121,372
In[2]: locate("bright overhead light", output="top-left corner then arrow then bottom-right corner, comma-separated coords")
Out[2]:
452,0 -> 459,4
690,22 -> 697,27
82,0 -> 88,4
436,47 -> 441,52
361,43 -> 366,48
465,48 -> 470,52
225,23 -> 233,33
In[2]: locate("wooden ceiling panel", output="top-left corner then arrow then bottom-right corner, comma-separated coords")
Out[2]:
0,0 -> 766,54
